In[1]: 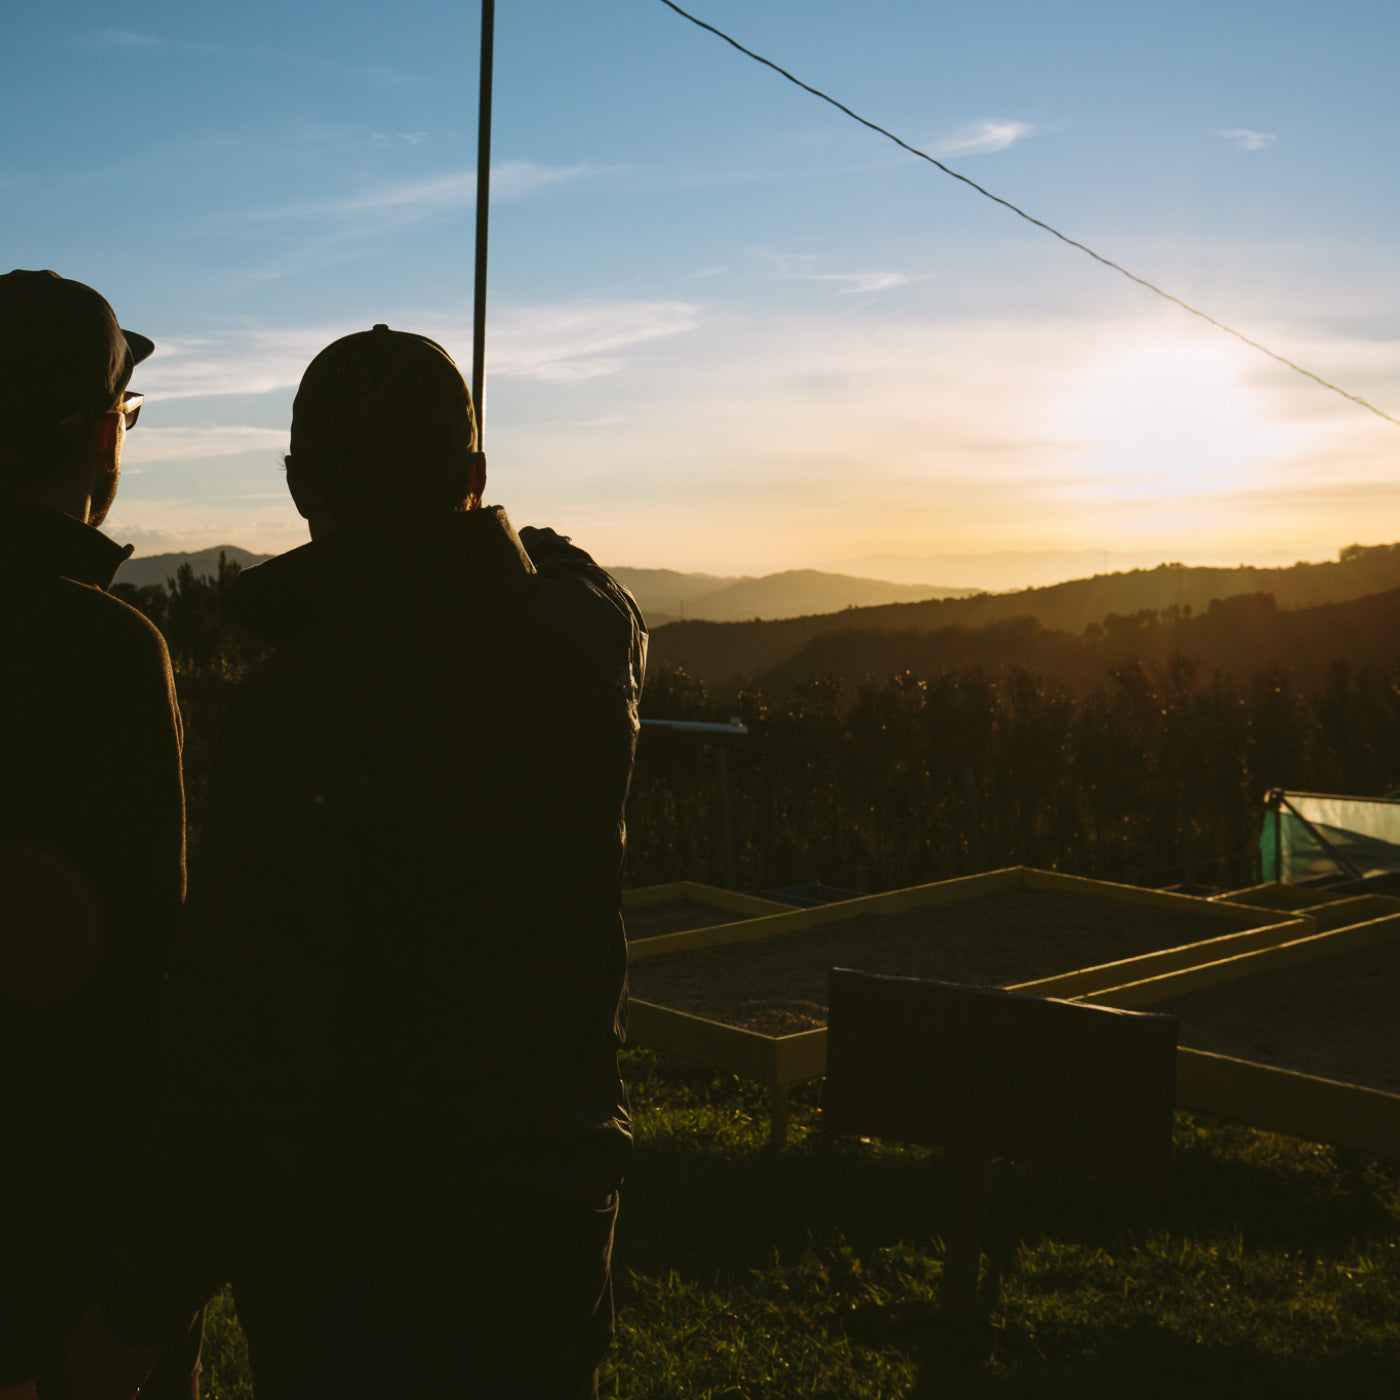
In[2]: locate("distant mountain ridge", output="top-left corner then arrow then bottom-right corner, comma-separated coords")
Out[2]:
114,549 -> 974,624
649,543 -> 1400,687
605,566 -> 977,625
117,545 -> 272,587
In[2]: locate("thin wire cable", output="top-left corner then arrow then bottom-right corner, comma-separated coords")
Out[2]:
656,0 -> 1400,429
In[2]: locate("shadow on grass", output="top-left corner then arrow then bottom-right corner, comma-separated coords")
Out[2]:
613,1052 -> 1399,1397
619,1076 -> 1396,1284
900,1320 -> 1399,1399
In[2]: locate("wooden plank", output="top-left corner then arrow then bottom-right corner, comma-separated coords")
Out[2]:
1207,882 -> 1335,910
627,997 -> 782,1083
1080,914 -> 1400,1011
773,1027 -> 829,1085
1022,868 -> 1298,925
1176,1049 -> 1400,1160
627,865 -> 1299,965
1309,894 -> 1400,932
622,882 -> 791,917
823,969 -> 1177,1183
627,867 -> 1024,962
1015,916 -> 1314,999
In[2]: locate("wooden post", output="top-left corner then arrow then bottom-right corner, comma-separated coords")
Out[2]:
769,1083 -> 789,1149
939,1149 -> 990,1314
823,969 -> 1178,1318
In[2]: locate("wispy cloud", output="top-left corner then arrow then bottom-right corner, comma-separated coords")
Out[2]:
930,120 -> 1033,157
1219,128 -> 1275,152
137,335 -> 315,401
751,251 -> 914,296
122,426 -> 289,464
803,272 -> 910,295
136,300 -> 702,401
226,160 -> 607,282
95,29 -> 160,48
252,160 -> 600,224
490,302 -> 701,381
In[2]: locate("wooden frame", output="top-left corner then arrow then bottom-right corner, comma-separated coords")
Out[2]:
623,881 -> 792,920
627,867 -> 1312,1145
1079,913 -> 1400,1159
1208,882 -> 1337,912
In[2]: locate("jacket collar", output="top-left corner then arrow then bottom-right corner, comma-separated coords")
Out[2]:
226,505 -> 539,647
0,497 -> 133,589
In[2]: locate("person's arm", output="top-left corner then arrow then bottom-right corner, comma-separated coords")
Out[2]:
517,525 -> 647,637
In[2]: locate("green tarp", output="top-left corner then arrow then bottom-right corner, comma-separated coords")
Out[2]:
1261,791 -> 1400,884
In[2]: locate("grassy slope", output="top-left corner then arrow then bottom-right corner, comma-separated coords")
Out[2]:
197,1049 -> 1399,1399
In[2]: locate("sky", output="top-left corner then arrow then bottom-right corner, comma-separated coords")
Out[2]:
5,0 -> 1400,586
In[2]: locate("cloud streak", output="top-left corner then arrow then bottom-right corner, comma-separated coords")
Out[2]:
122,426 -> 289,464
136,300 -> 703,402
803,272 -> 910,295
930,120 -> 1033,157
233,162 -> 605,272
1219,128 -> 1275,152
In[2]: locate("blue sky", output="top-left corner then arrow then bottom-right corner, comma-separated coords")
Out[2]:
6,0 -> 1399,584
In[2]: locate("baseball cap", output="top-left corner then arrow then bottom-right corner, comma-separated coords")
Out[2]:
290,323 -> 478,471
0,269 -> 153,438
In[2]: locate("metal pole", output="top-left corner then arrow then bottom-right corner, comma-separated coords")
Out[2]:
472,0 -> 496,444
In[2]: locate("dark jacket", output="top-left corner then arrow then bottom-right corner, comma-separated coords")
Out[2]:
110,506 -> 645,1333
0,499 -> 185,1382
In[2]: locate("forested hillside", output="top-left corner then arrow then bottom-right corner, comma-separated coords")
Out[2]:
749,588 -> 1400,698
109,548 -> 1400,897
651,544 -> 1400,686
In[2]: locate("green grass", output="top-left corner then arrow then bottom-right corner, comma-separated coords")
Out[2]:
199,1049 -> 1400,1398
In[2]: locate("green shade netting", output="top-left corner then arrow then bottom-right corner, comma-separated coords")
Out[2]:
1260,792 -> 1400,883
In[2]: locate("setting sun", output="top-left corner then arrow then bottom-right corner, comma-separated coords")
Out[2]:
1063,340 -> 1305,503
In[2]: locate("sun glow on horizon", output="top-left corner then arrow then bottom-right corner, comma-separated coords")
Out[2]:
1061,341 -> 1308,505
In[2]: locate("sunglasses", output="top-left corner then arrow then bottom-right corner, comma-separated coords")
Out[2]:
58,390 -> 144,435
114,391 -> 144,430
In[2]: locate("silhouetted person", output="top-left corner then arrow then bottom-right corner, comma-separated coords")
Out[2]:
99,326 -> 646,1398
0,271 -> 202,1398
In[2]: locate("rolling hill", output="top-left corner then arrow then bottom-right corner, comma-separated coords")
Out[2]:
604,566 -> 976,626
116,545 -> 272,587
649,544 -> 1400,688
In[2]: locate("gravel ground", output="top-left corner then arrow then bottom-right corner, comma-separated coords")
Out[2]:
625,899 -> 760,941
1159,939 -> 1400,1093
629,889 -> 1258,1035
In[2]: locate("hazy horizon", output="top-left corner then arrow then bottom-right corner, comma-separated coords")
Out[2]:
9,2 -> 1399,574
120,536 -> 1377,598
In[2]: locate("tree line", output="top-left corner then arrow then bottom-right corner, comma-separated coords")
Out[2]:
112,557 -> 1400,894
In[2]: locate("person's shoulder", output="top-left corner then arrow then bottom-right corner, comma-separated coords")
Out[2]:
37,576 -> 174,670
517,526 -> 646,636
515,526 -> 647,706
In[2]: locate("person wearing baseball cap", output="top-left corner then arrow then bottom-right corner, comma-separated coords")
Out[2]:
103,325 -> 647,1397
0,272 -> 202,1398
